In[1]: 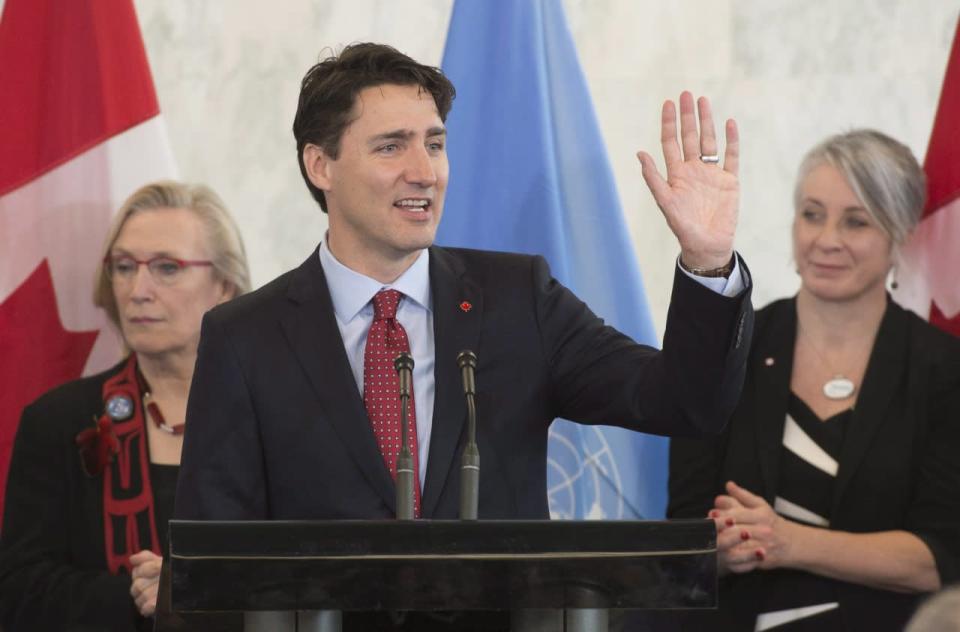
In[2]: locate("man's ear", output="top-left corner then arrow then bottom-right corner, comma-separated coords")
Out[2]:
303,144 -> 333,191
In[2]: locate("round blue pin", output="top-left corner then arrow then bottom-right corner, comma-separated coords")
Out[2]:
105,394 -> 134,421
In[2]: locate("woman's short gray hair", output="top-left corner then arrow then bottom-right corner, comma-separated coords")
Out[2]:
93,180 -> 251,330
906,585 -> 960,632
794,129 -> 926,247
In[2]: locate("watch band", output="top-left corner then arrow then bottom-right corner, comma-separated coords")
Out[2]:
678,253 -> 735,278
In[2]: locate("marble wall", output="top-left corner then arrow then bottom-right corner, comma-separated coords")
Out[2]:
131,0 -> 957,339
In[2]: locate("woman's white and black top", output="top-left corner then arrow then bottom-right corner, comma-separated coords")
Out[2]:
753,394 -> 852,632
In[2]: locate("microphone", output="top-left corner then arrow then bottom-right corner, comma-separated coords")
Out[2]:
393,352 -> 416,520
394,352 -> 414,397
457,350 -> 480,520
458,350 -> 476,396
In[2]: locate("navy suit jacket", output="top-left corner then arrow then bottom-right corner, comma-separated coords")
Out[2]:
175,246 -> 752,521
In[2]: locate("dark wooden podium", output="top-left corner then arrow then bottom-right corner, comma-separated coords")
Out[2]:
156,519 -> 716,631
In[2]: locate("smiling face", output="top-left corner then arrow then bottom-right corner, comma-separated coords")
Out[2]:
793,163 -> 894,303
303,83 -> 448,281
110,207 -> 232,360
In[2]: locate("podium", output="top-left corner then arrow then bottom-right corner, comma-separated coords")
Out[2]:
156,519 -> 716,631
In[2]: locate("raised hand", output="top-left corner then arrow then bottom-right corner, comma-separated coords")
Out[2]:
637,91 -> 739,270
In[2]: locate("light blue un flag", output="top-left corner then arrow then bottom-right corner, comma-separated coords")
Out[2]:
439,0 -> 667,519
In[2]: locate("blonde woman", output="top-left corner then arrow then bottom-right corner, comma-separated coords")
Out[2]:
0,181 -> 250,631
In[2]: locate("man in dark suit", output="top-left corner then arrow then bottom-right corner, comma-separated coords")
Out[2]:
174,42 -> 752,523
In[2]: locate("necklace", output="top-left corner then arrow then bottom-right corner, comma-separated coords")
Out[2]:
136,368 -> 185,435
821,375 -> 856,400
141,391 -> 185,435
798,325 -> 857,401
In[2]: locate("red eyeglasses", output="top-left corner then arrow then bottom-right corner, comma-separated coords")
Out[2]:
103,255 -> 213,286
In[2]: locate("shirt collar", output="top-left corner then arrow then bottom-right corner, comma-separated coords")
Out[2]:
318,239 -> 432,323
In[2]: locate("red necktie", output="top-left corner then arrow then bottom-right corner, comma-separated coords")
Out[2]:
363,289 -> 421,517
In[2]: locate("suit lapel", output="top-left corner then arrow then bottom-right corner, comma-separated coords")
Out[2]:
831,301 -> 906,516
421,247 -> 483,517
751,300 -> 797,501
279,249 -> 397,512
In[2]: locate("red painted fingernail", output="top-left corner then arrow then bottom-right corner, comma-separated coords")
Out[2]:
725,518 -> 734,527
755,550 -> 765,561
708,510 -> 719,519
740,530 -> 749,541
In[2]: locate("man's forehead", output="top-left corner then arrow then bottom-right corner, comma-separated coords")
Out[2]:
351,83 -> 440,118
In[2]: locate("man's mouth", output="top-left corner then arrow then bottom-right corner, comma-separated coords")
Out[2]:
394,198 -> 430,212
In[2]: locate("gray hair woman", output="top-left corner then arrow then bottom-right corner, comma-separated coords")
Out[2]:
907,585 -> 960,632
0,181 -> 250,631
669,130 -> 960,630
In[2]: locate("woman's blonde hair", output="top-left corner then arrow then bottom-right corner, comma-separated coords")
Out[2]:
93,180 -> 251,330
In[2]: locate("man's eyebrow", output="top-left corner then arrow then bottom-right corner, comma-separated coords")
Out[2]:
367,127 -> 447,145
368,130 -> 415,145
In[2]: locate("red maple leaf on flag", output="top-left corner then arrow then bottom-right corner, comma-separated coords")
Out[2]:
894,18 -> 960,336
0,260 -> 100,517
930,301 -> 960,337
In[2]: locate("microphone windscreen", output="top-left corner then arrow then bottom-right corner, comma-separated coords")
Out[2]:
457,350 -> 477,370
394,352 -> 415,372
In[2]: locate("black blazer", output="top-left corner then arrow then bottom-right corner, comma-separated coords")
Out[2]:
668,297 -> 960,630
0,363 -> 147,632
175,246 -> 753,521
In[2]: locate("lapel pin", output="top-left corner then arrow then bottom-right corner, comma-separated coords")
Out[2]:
459,301 -> 472,312
764,357 -> 775,367
105,394 -> 134,421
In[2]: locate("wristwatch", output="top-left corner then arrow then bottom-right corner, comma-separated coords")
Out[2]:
678,254 -> 735,278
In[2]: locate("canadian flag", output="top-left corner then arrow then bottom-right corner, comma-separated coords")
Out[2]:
0,0 -> 176,517
895,18 -> 960,336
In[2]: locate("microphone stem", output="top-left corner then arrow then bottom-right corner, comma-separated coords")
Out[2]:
465,392 -> 477,449
396,392 -> 416,520
459,391 -> 480,520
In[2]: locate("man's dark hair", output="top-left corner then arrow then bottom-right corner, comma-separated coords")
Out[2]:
292,43 -> 456,212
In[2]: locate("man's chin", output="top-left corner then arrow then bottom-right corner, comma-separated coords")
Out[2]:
399,230 -> 438,252
402,240 -> 435,257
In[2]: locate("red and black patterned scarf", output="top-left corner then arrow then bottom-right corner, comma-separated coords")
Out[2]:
75,354 -> 161,574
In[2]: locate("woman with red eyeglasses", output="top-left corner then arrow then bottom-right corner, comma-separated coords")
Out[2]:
0,181 -> 250,631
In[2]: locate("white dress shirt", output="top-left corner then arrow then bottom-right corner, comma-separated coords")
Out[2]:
319,241 -> 435,487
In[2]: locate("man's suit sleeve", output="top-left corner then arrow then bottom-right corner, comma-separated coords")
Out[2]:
174,312 -> 269,520
666,432 -> 729,519
536,254 -> 752,438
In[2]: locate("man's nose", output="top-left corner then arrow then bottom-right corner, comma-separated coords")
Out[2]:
404,146 -> 438,187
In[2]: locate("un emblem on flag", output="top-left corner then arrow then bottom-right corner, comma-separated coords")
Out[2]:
547,421 -> 625,519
